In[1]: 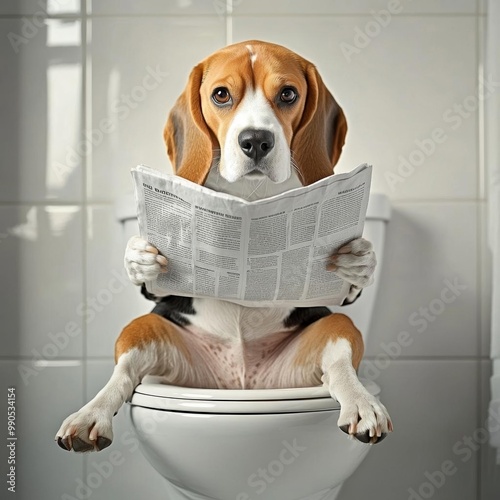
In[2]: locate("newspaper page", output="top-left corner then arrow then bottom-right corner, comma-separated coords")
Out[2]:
132,163 -> 372,307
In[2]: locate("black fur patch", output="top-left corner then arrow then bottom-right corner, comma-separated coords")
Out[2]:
140,284 -> 161,303
140,285 -> 196,327
340,288 -> 363,306
151,296 -> 196,327
284,307 -> 331,329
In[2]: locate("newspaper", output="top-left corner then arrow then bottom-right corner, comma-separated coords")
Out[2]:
132,163 -> 372,307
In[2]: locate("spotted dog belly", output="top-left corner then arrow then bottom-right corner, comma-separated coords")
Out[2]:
150,297 -> 331,390
178,327 -> 299,389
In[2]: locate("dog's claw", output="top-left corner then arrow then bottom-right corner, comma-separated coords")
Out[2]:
354,431 -> 372,444
339,424 -> 350,435
352,430 -> 388,445
339,428 -> 389,444
57,436 -> 71,451
339,420 -> 389,445
374,433 -> 387,444
96,437 -> 112,451
72,437 -> 94,452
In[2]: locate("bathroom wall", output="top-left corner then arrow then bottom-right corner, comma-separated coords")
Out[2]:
0,0 -> 497,499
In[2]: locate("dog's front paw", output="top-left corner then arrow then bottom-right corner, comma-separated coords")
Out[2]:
55,408 -> 113,452
124,236 -> 167,286
338,392 -> 393,445
327,237 -> 376,289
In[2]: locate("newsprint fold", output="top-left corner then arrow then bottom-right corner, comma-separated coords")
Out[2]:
132,164 -> 372,308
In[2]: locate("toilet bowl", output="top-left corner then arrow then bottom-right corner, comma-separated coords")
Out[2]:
117,192 -> 391,500
128,380 -> 380,500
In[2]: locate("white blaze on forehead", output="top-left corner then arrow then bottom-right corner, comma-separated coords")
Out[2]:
219,87 -> 291,184
246,44 -> 257,68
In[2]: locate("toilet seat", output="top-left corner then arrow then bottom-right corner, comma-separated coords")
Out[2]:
130,379 -> 380,414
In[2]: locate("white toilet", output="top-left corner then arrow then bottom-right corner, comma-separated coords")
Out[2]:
116,192 -> 391,500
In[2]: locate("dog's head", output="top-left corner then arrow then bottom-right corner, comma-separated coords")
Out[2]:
164,40 -> 347,187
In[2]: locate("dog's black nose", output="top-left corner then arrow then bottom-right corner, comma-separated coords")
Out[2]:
238,129 -> 275,162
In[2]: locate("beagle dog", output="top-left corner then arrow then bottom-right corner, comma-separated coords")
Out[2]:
56,40 -> 392,453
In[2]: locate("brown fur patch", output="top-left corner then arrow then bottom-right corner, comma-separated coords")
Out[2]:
114,313 -> 190,363
163,40 -> 347,187
294,313 -> 364,370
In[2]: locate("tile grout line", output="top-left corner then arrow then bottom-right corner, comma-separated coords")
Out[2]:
226,0 -> 232,45
0,13 -> 486,20
476,6 -> 484,499
81,0 -> 88,484
222,13 -> 485,18
476,5 -> 481,499
478,19 -> 486,202
0,201 -> 114,206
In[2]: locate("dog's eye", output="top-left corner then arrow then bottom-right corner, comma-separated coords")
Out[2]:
212,87 -> 232,105
280,87 -> 297,104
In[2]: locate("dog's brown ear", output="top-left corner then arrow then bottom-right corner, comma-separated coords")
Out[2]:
291,64 -> 348,185
164,63 -> 215,185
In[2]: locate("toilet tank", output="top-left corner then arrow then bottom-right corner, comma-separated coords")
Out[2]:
116,192 -> 141,249
116,192 -> 391,341
330,193 -> 391,342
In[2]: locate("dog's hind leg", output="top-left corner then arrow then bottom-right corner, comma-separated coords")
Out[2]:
55,313 -> 190,452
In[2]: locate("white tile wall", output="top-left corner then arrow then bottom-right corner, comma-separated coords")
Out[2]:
0,18 -> 83,203
340,360 -> 479,500
0,206 -> 84,358
232,15 -> 478,201
84,360 -> 168,499
88,0 -> 225,16
0,361 -> 84,499
1,1 -> 497,499
86,206 -> 150,357
88,16 -> 226,202
481,361 -> 500,499
232,0 -> 478,15
0,0 -> 80,15
365,202 -> 478,358
481,202 -> 492,357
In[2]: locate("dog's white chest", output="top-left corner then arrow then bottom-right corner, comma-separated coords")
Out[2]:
179,298 -> 298,389
188,298 -> 293,342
